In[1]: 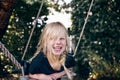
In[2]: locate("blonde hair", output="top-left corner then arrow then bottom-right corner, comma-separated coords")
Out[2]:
29,22 -> 72,79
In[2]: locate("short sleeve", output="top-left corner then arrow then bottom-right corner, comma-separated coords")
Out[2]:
28,53 -> 45,74
29,57 -> 42,74
65,53 -> 75,68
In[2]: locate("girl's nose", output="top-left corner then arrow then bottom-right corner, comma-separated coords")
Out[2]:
56,39 -> 61,44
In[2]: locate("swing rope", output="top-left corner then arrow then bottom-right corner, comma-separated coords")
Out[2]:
0,41 -> 21,69
21,0 -> 44,61
73,0 -> 94,57
20,0 -> 45,77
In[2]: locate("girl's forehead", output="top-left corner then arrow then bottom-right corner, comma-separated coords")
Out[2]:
46,26 -> 68,39
50,34 -> 66,38
49,30 -> 66,37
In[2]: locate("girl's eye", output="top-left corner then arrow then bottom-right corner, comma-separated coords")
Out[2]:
60,38 -> 65,40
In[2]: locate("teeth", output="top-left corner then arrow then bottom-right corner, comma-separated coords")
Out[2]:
54,47 -> 62,49
54,48 -> 61,50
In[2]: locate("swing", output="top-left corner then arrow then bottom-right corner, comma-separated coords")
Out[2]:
0,0 -> 94,80
20,0 -> 44,79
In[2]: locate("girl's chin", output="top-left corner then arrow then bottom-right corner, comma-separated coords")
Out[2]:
53,52 -> 62,56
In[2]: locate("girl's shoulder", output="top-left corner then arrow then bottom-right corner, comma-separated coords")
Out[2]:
65,53 -> 75,68
32,52 -> 46,63
66,53 -> 74,60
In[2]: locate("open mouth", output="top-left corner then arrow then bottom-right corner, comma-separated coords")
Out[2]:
53,46 -> 62,52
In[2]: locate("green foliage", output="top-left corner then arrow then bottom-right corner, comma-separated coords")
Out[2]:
46,0 -> 71,13
1,0 -> 49,76
70,0 -> 120,79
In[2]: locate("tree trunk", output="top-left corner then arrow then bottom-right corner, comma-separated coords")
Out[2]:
0,0 -> 16,40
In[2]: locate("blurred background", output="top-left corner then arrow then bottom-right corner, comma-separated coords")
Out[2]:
0,0 -> 120,80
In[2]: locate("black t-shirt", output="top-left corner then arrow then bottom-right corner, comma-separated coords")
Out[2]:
28,52 -> 75,80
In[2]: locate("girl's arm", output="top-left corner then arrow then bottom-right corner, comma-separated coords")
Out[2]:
28,73 -> 57,80
50,70 -> 66,79
28,71 -> 66,80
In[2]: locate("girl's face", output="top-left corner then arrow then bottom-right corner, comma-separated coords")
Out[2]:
48,36 -> 67,56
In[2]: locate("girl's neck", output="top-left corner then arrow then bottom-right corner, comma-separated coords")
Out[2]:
47,54 -> 61,70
